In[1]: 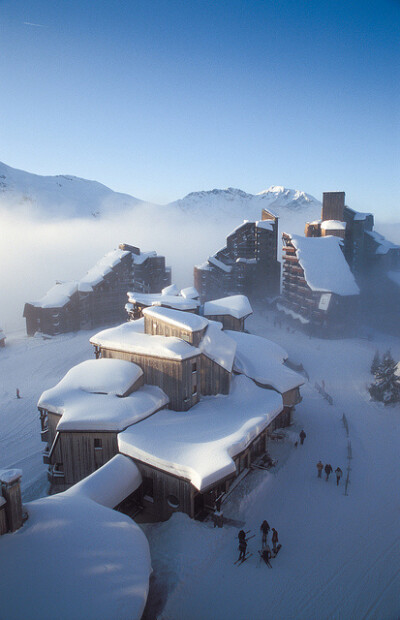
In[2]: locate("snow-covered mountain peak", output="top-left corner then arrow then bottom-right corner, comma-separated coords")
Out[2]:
0,161 -> 143,219
256,185 -> 317,206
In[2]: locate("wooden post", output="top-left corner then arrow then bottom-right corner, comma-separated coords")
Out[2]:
0,469 -> 23,532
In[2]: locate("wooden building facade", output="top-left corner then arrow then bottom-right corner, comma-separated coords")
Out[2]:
194,211 -> 281,303
24,243 -> 171,336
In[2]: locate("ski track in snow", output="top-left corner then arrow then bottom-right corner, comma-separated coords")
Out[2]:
1,310 -> 400,618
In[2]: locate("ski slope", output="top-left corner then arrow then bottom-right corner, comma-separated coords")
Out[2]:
0,312 -> 399,618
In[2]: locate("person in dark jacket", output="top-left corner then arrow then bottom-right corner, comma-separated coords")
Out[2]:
335,467 -> 343,486
271,528 -> 279,554
299,430 -> 306,445
260,520 -> 270,546
325,463 -> 333,481
317,461 -> 324,478
260,545 -> 272,567
238,537 -> 247,561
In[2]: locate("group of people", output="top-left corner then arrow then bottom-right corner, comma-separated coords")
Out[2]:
316,461 -> 343,485
237,520 -> 280,563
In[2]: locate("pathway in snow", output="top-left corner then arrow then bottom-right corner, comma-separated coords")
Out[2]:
147,311 -> 400,620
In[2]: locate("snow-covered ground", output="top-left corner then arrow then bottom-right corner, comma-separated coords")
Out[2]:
1,310 -> 399,618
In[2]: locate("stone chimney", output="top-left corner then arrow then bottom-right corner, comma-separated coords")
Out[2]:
0,469 -> 23,533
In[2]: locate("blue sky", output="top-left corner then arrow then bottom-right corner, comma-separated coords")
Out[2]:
1,0 -> 398,218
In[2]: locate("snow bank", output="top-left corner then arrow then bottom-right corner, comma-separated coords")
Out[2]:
365,230 -> 400,255
288,234 -> 360,296
90,323 -> 200,360
228,331 -> 305,392
143,306 -> 209,332
199,323 -> 237,371
0,492 -> 151,620
203,295 -> 253,319
118,375 -> 283,491
64,454 -> 142,508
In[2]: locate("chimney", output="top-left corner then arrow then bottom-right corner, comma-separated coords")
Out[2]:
322,192 -> 345,222
0,469 -> 23,532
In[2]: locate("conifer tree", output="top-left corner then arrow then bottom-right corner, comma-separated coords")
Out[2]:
369,350 -> 400,405
370,350 -> 380,376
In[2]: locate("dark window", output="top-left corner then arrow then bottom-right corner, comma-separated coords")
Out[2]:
192,384 -> 197,396
192,362 -> 197,373
94,438 -> 102,449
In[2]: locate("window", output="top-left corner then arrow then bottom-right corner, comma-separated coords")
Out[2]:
94,438 -> 102,450
192,384 -> 197,396
192,362 -> 197,373
167,494 -> 179,509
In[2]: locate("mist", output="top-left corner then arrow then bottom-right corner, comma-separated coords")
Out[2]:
0,205 -> 225,333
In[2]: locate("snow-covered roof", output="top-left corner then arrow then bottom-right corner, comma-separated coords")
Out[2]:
256,220 -> 274,231
195,261 -> 211,271
79,249 -> 130,291
203,295 -> 253,319
199,323 -> 237,372
365,230 -> 400,255
346,208 -> 372,221
38,359 -> 168,431
236,257 -> 257,264
63,454 -> 142,509
91,322 -> 200,360
0,480 -> 151,620
180,286 -> 199,299
127,291 -> 200,310
227,331 -> 304,392
40,358 -> 143,399
132,250 -> 157,265
0,469 -> 23,485
143,306 -> 209,332
162,283 -> 179,296
30,280 -> 79,308
208,255 -> 232,273
226,330 -> 288,364
321,220 -> 346,231
118,375 -> 283,491
287,234 -> 360,296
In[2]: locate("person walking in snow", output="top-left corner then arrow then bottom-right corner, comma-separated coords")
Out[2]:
335,467 -> 343,486
260,520 -> 270,546
16,388 -> 21,399
299,429 -> 306,445
271,528 -> 279,554
317,461 -> 324,478
260,545 -> 272,567
324,463 -> 333,481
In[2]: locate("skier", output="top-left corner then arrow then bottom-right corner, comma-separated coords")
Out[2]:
260,544 -> 272,567
16,388 -> 21,399
335,467 -> 343,486
324,463 -> 333,481
271,528 -> 279,555
238,535 -> 247,562
260,520 -> 270,546
299,429 -> 306,445
317,461 -> 324,478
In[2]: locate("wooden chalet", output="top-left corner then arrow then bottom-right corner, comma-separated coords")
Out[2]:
203,294 -> 253,331
194,210 -> 281,303
38,358 -> 168,493
24,243 -> 171,336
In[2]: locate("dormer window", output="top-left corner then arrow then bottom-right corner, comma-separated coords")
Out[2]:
94,438 -> 102,450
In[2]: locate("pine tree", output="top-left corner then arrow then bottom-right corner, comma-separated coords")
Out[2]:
369,350 -> 400,405
370,350 -> 380,376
